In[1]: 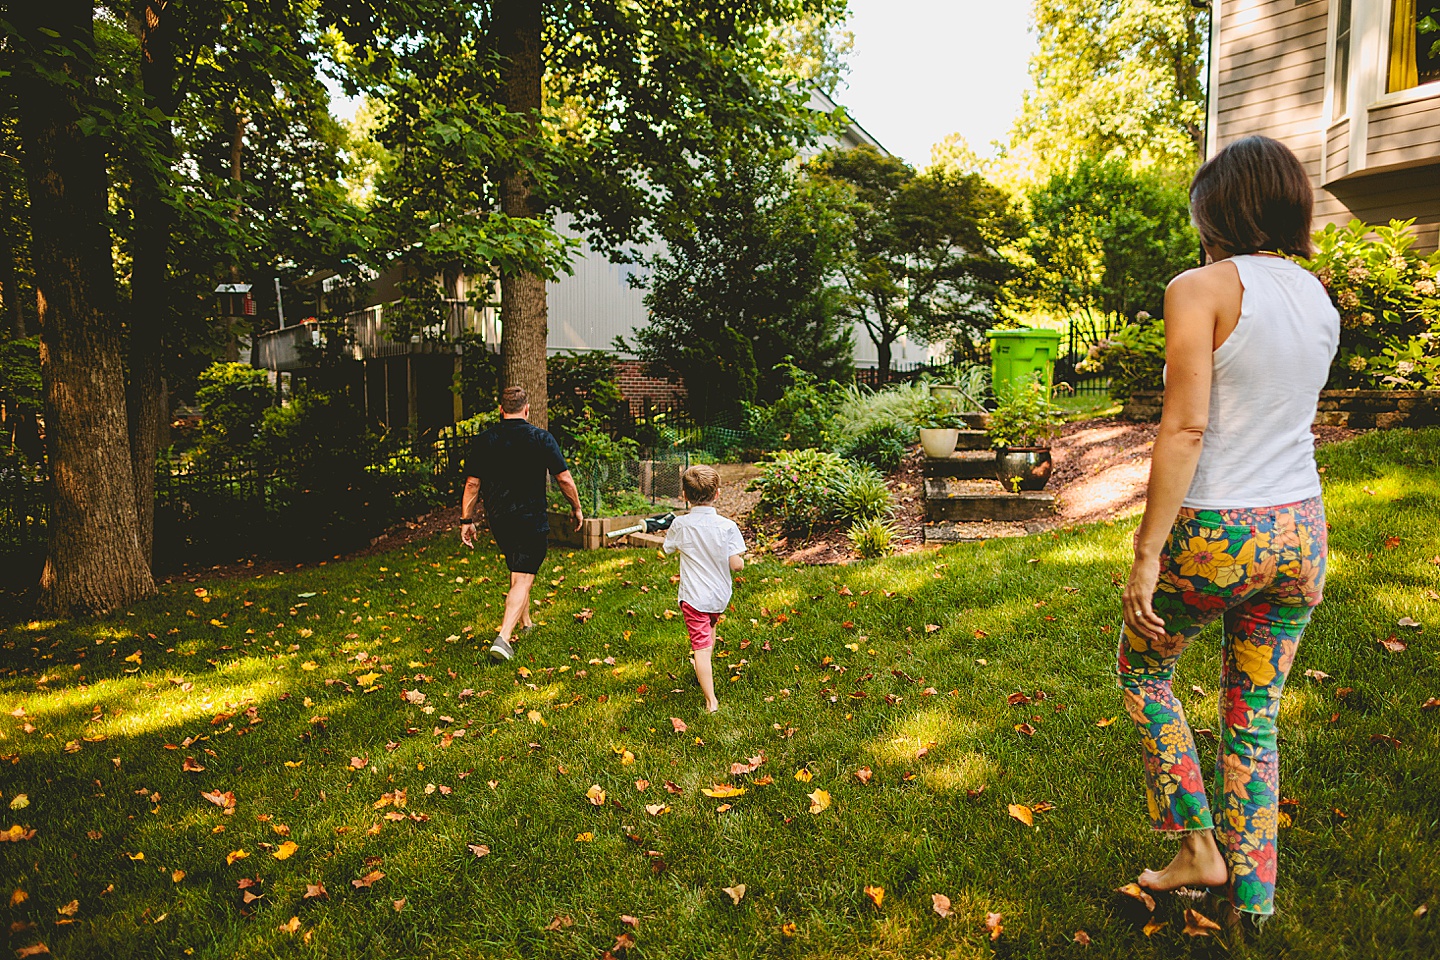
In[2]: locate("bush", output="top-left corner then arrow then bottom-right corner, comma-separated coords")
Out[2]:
194,362 -> 272,468
831,465 -> 894,523
1075,315 -> 1165,402
1303,219 -> 1440,388
987,376 -> 1065,448
847,516 -> 896,559
745,362 -> 837,451
831,380 -> 935,440
833,420 -> 910,473
563,407 -> 642,515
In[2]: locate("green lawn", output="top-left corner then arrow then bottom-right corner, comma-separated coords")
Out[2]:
2,430 -> 1437,960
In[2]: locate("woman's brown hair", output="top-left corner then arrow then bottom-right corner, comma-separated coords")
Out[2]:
1189,135 -> 1314,259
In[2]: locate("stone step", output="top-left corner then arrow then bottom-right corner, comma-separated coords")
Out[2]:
923,450 -> 997,480
953,430 -> 991,451
923,520 -> 1031,543
923,477 -> 1056,523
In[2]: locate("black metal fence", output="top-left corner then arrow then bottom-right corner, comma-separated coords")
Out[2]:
852,361 -> 952,389
1056,314 -> 1119,397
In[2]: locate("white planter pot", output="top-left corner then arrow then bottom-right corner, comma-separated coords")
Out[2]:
919,428 -> 959,459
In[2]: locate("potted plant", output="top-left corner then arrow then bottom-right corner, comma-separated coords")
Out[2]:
917,400 -> 966,459
986,377 -> 1064,491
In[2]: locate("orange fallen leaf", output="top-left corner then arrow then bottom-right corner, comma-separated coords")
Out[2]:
931,893 -> 952,917
634,779 -> 650,793
544,915 -> 574,931
1007,804 -> 1034,826
863,885 -> 884,908
171,870 -> 185,883
669,717 -> 687,733
226,849 -> 249,865
807,789 -> 831,814
1116,882 -> 1156,912
985,912 -> 1003,941
854,767 -> 873,784
16,945 -> 49,958
392,898 -> 406,912
278,916 -> 300,934
273,840 -> 298,860
1182,908 -> 1222,936
586,784 -> 607,806
1142,918 -> 1166,937
1095,717 -> 1116,728
1074,930 -> 1092,945
304,882 -> 328,899
352,869 -> 384,889
181,756 -> 205,773
56,899 -> 79,917
620,914 -> 639,928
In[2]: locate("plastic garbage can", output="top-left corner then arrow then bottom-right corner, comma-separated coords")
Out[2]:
986,328 -> 1062,400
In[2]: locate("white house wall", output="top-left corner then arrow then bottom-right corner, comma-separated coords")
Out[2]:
545,213 -> 659,354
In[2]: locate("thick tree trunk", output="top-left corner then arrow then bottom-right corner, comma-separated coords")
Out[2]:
877,337 -> 893,381
126,0 -> 175,566
13,2 -> 156,614
494,0 -> 549,429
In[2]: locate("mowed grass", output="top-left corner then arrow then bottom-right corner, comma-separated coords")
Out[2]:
1,430 -> 1437,960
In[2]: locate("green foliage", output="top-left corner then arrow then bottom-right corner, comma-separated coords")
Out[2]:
744,363 -> 838,451
1076,316 -> 1167,402
453,339 -> 503,419
563,407 -> 641,516
833,421 -> 910,474
812,145 -> 1020,369
0,335 -> 42,419
987,377 -> 1065,449
1010,0 -> 1209,175
830,381 -> 936,440
847,515 -> 897,559
193,363 -> 272,468
751,449 -> 890,532
1303,219 -> 1440,388
548,351 -> 627,440
1023,160 -> 1197,333
631,145 -> 854,419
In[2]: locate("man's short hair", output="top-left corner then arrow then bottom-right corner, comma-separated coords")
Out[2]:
500,386 -> 528,415
682,465 -> 721,504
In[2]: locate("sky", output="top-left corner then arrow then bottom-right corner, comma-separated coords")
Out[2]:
839,0 -> 1036,168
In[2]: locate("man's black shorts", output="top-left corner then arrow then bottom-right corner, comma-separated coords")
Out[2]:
490,520 -> 548,575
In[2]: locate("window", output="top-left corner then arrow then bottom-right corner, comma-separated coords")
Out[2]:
1333,0 -> 1352,119
1388,0 -> 1440,92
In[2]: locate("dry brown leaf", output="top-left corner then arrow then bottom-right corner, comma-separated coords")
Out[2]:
1379,636 -> 1408,653
1074,930 -> 1092,945
985,912 -> 1003,941
392,898 -> 406,913
620,914 -> 639,928
352,869 -> 384,889
586,784 -> 607,806
669,717 -> 687,733
634,779 -> 650,793
722,884 -> 746,905
278,916 -> 300,934
16,945 -> 50,958
468,844 -> 490,858
55,899 -> 79,917
1182,908 -> 1222,936
931,893 -> 952,917
1117,882 -> 1156,913
304,882 -> 328,899
1007,803 -> 1033,826
182,756 -> 205,773
544,915 -> 575,931
863,885 -> 884,908
854,767 -> 873,784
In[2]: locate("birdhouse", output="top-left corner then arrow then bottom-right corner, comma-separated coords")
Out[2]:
214,283 -> 256,318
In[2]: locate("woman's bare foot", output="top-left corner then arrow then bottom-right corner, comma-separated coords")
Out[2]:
1138,830 -> 1229,892
705,699 -> 719,714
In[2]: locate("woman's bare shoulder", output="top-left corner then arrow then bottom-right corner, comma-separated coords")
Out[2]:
1167,260 -> 1240,296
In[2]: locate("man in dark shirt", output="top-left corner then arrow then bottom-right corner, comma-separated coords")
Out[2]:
461,386 -> 584,662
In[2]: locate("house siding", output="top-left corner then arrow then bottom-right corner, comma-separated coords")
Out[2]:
1212,0 -> 1440,252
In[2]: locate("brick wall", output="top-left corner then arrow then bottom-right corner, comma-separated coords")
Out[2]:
613,359 -> 686,413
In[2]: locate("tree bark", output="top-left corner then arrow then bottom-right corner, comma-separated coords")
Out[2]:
877,337 -> 893,381
126,0 -> 176,566
494,0 -> 549,429
13,2 -> 157,614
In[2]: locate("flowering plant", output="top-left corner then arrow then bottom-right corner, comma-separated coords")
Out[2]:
1075,312 -> 1166,402
1303,219 -> 1440,388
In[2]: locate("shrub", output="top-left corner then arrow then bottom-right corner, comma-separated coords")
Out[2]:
987,376 -> 1065,448
563,407 -> 641,515
847,516 -> 897,559
1075,315 -> 1166,402
1303,218 -> 1440,388
831,380 -> 935,440
831,465 -> 894,523
194,362 -> 272,468
746,362 -> 837,451
833,421 -> 910,473
750,449 -> 851,532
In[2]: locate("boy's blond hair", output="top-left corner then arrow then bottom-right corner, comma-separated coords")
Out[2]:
682,465 -> 721,504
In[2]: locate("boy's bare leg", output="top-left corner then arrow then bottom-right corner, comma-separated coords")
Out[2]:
498,572 -> 535,643
692,646 -> 719,713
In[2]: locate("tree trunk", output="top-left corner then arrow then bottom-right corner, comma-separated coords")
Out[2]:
13,2 -> 156,614
126,0 -> 175,566
494,0 -> 549,429
877,337 -> 893,381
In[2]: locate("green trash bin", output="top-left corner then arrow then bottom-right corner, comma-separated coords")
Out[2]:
986,328 -> 1062,401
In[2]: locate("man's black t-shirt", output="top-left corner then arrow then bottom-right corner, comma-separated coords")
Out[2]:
463,419 -> 568,529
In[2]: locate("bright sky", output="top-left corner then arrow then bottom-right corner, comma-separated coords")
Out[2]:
839,0 -> 1036,168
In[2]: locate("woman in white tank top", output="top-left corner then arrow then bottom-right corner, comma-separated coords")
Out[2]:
1116,136 -> 1339,921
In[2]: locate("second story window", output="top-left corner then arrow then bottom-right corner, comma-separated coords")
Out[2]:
1388,0 -> 1440,92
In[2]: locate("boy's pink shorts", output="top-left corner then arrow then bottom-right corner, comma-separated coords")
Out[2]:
680,601 -> 720,652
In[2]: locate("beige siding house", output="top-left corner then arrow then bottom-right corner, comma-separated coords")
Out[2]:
1209,0 -> 1440,251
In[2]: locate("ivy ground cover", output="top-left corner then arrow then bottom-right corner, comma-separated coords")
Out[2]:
2,430 -> 1437,959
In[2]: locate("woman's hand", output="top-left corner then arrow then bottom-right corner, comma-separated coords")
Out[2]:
1122,548 -> 1167,644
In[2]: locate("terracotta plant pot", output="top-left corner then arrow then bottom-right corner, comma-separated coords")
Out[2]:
994,447 -> 1052,491
919,428 -> 959,459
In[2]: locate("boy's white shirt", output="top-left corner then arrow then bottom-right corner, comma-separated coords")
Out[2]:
662,505 -> 746,614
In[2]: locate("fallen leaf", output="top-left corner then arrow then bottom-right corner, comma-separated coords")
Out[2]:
663,781 -> 682,795
1183,907 -> 1222,936
723,884 -> 746,905
350,757 -> 369,770
9,794 -> 28,810
1379,636 -> 1408,653
171,870 -> 185,883
278,916 -> 300,934
634,779 -> 650,792
11,890 -> 28,906
1142,918 -> 1166,937
985,912 -> 1003,941
1398,616 -> 1422,629
273,840 -> 298,860
644,804 -> 671,816
931,893 -> 952,917
807,789 -> 831,814
614,932 -> 637,950
780,921 -> 797,938
620,914 -> 639,928
468,844 -> 490,858
544,915 -> 575,931
1074,930 -> 1092,945
1014,722 -> 1036,737
586,784 -> 607,806
304,882 -> 327,899
575,832 -> 593,842
702,784 -> 746,798
1421,698 -> 1440,711
1415,904 -> 1429,918
393,898 -> 406,912
17,945 -> 50,957
925,623 -> 941,633
352,870 -> 384,889
56,899 -> 79,917
669,717 -> 687,733
226,849 -> 248,865
1304,669 -> 1332,682
1095,716 -> 1116,728
854,767 -> 873,784
1116,882 -> 1156,912
794,768 -> 813,783
356,672 -> 380,686
1007,804 -> 1034,826
863,885 -> 884,909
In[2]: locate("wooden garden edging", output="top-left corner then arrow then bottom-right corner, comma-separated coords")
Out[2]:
1121,389 -> 1440,428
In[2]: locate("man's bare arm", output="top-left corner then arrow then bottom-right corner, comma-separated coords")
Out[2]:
554,470 -> 584,531
460,476 -> 481,547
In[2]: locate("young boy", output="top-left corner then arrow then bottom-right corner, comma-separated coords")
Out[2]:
662,465 -> 746,713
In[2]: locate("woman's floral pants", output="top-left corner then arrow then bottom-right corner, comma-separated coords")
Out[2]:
1116,496 -> 1326,915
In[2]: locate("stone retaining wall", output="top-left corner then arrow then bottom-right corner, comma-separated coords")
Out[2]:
1121,389 -> 1440,428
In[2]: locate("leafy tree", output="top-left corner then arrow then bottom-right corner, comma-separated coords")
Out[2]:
813,145 -> 1019,375
1009,0 -> 1208,178
1022,159 -> 1197,341
628,144 -> 854,420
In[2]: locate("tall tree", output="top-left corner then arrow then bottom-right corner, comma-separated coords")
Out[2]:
6,2 -> 156,613
814,145 -> 1018,375
1008,0 -> 1208,178
629,143 -> 854,419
